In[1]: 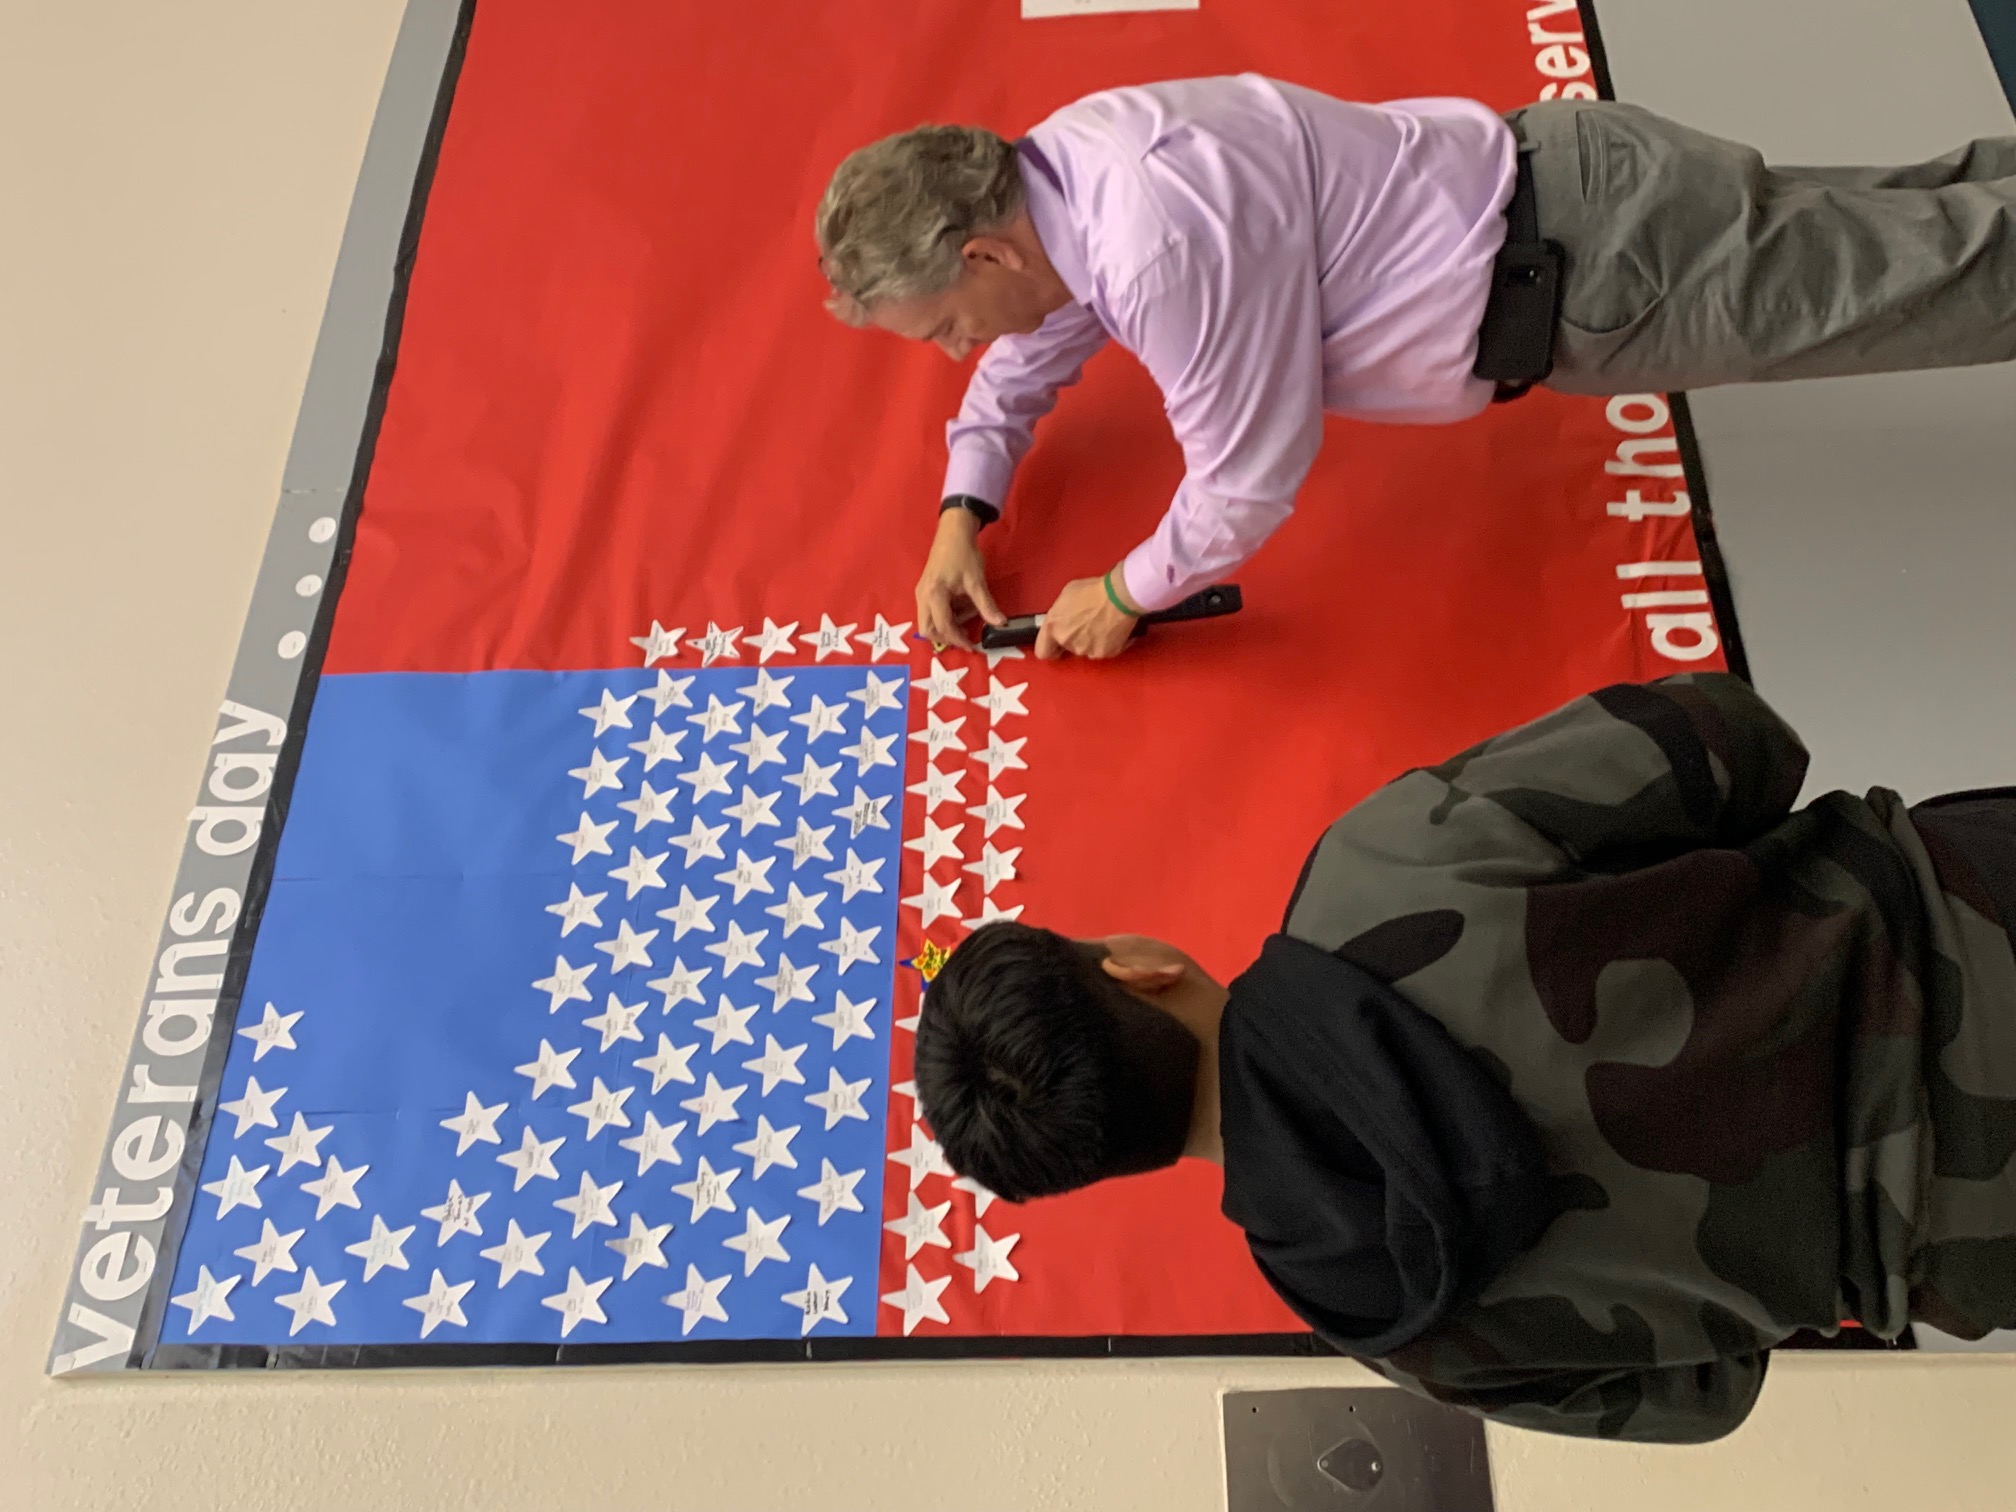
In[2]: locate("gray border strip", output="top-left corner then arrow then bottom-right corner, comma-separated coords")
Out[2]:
48,0 -> 467,1376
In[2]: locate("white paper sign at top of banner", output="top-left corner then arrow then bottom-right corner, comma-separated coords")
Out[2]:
1021,0 -> 1199,18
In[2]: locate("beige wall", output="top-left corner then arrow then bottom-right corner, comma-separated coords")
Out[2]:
5,4 -> 2015,1508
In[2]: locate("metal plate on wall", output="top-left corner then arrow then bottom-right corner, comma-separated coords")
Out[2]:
1223,1388 -> 1493,1512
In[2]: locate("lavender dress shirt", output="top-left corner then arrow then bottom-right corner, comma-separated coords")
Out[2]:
941,75 -> 1517,611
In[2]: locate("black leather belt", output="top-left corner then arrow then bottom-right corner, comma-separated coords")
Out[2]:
1474,151 -> 1567,403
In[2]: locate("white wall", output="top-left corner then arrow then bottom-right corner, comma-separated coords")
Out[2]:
5,2 -> 2014,1507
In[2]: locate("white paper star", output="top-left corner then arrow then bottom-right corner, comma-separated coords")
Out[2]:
171,1265 -> 239,1330
680,1072 -> 747,1134
812,989 -> 877,1049
233,1217 -> 304,1283
568,746 -> 629,798
789,694 -> 848,744
964,842 -> 1021,893
302,1153 -> 369,1218
776,816 -> 835,870
906,764 -> 966,813
677,752 -> 737,802
582,993 -> 647,1051
646,956 -> 711,1011
892,1078 -> 924,1116
914,658 -> 967,708
858,613 -> 911,659
955,1226 -> 1022,1291
595,919 -> 659,974
579,688 -> 637,736
743,666 -> 795,713
704,920 -> 767,976
824,847 -> 885,900
966,784 -> 1027,837
801,614 -> 857,661
665,1264 -> 731,1334
744,617 -> 799,662
695,994 -> 759,1052
617,1109 -> 688,1175
729,724 -> 788,773
754,952 -> 818,1011
839,726 -> 898,775
557,812 -> 617,864
236,1002 -> 302,1061
478,1219 -> 549,1287
688,621 -> 743,668
885,1193 -> 952,1259
634,1034 -> 700,1094
654,886 -> 718,940
671,1156 -> 740,1224
783,1263 -> 852,1334
974,731 -> 1029,780
895,1005 -> 921,1034
616,780 -> 676,831
732,1115 -> 801,1178
496,1124 -> 566,1190
440,1091 -> 507,1155
608,845 -> 669,899
541,1266 -> 612,1336
910,712 -> 968,759
533,954 -> 595,1012
984,643 -> 1026,668
902,875 -> 961,928
977,675 -> 1029,721
722,785 -> 781,836
714,850 -> 776,903
742,1035 -> 808,1095
688,693 -> 746,744
964,898 -> 1026,928
344,1213 -> 416,1281
606,1212 -> 674,1280
781,752 -> 841,805
403,1269 -> 475,1337
515,1038 -> 580,1099
849,670 -> 905,719
631,621 -> 685,666
419,1178 -> 488,1243
818,920 -> 882,977
904,816 -> 966,870
628,721 -> 687,771
219,1074 -> 285,1137
566,1077 -> 634,1139
646,669 -> 696,714
723,1206 -> 792,1276
889,1124 -> 955,1191
764,882 -> 827,936
952,1174 -> 998,1217
836,786 -> 891,837
553,1170 -> 622,1238
545,883 -> 607,936
273,1267 -> 344,1336
668,814 -> 729,866
806,1066 -> 871,1130
881,1264 -> 952,1335
797,1159 -> 867,1225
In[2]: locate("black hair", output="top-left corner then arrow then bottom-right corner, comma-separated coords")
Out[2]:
913,922 -> 1201,1203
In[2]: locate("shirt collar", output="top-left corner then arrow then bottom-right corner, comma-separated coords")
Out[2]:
1015,136 -> 1094,307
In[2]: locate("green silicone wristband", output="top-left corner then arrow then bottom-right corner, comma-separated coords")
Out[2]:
1103,568 -> 1142,618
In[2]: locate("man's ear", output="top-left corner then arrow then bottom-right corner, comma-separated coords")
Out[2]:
1099,939 -> 1187,994
961,234 -> 1025,272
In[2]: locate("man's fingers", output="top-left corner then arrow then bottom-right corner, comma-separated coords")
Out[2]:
967,576 -> 1007,628
1033,621 -> 1065,661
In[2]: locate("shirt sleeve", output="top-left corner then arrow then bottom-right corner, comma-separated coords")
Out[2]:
941,302 -> 1110,509
1111,232 -> 1325,612
1422,672 -> 1811,866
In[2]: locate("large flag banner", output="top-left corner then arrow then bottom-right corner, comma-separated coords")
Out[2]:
54,0 -> 1738,1369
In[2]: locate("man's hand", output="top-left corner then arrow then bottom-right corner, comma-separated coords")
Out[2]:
915,509 -> 1005,652
1035,574 -> 1138,661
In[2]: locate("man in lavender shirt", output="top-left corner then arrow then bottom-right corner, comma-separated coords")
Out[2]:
816,76 -> 2016,660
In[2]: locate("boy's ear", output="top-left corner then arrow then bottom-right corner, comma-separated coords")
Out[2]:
1099,938 -> 1188,994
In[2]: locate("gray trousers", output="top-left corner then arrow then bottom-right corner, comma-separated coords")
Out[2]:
1507,101 -> 2016,394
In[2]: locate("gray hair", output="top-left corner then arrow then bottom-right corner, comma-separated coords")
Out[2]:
815,124 -> 1025,324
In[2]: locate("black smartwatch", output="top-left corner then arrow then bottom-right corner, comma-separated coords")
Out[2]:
939,494 -> 1000,528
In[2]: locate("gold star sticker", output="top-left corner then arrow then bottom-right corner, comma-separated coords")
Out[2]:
913,940 -> 952,982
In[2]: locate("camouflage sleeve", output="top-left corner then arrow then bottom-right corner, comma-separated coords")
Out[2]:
1360,1348 -> 1769,1444
1425,672 -> 1810,864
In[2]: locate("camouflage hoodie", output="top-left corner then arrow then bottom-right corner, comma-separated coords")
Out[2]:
1267,672 -> 2016,1441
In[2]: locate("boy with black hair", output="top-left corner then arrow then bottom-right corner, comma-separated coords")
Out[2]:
916,673 -> 2016,1442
